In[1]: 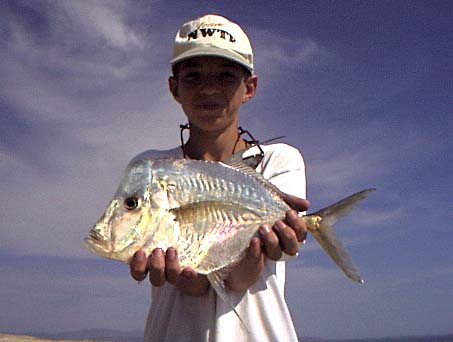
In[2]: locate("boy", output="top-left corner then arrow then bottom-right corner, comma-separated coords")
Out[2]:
129,14 -> 308,341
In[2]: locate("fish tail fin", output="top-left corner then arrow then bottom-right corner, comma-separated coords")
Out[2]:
304,188 -> 376,283
207,272 -> 252,336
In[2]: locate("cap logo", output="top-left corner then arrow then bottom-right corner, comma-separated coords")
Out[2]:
187,28 -> 236,43
171,15 -> 254,72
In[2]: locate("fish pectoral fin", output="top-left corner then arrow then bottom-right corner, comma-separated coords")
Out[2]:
207,272 -> 251,336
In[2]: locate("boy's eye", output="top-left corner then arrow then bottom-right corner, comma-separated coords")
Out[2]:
218,72 -> 237,82
180,71 -> 241,85
181,72 -> 201,83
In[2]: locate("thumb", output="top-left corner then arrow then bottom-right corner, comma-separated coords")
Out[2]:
280,192 -> 310,212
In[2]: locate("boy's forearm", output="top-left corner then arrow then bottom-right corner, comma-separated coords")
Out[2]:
224,238 -> 264,292
176,273 -> 211,297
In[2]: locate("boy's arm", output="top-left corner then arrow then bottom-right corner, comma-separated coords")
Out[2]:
129,193 -> 309,295
225,195 -> 308,292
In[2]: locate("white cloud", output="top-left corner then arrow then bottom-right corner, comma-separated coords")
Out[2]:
0,1 -> 185,258
252,29 -> 331,69
57,1 -> 146,50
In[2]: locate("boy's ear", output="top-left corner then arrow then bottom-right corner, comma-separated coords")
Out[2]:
169,76 -> 180,102
242,75 -> 258,103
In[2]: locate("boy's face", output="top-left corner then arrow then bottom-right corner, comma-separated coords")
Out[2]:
169,56 -> 257,133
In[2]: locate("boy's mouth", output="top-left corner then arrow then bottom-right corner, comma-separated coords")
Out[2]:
195,102 -> 224,111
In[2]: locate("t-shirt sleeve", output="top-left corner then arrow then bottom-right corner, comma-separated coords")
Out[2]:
260,144 -> 307,200
259,144 -> 307,262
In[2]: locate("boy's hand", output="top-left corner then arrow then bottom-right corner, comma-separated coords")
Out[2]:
259,193 -> 309,260
226,194 -> 310,291
130,193 -> 309,293
129,248 -> 210,297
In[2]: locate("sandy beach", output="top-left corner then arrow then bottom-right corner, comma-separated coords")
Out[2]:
0,334 -> 98,342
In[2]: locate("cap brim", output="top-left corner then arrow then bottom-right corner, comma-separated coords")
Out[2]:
170,47 -> 254,72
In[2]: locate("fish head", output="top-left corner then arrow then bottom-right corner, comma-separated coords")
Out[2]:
84,159 -> 157,263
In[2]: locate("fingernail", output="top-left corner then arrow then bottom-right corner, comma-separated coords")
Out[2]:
288,210 -> 298,220
275,221 -> 285,231
153,248 -> 162,257
166,248 -> 176,259
135,250 -> 145,261
181,268 -> 195,279
260,225 -> 271,234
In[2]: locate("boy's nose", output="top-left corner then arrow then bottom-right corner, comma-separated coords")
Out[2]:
198,77 -> 221,95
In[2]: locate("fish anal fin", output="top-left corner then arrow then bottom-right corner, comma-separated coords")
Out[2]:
207,272 -> 252,336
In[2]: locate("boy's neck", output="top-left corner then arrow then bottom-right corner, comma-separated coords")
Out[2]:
184,124 -> 247,161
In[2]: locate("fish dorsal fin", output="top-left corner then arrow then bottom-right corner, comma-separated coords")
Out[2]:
222,148 -> 263,171
221,149 -> 284,200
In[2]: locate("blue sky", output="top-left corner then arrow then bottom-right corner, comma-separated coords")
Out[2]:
0,0 -> 451,339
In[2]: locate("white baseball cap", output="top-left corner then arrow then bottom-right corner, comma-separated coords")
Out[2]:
170,14 -> 254,73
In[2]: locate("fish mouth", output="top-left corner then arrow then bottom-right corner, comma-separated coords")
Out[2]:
84,227 -> 112,256
87,228 -> 103,241
84,224 -> 136,261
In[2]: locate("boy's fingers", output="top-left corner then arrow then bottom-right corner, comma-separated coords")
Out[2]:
148,248 -> 166,287
286,210 -> 308,243
164,247 -> 182,285
246,237 -> 263,263
130,250 -> 148,282
280,193 -> 309,212
259,224 -> 282,261
274,220 -> 299,256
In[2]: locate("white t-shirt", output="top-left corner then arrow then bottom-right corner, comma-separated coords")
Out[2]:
137,143 -> 306,342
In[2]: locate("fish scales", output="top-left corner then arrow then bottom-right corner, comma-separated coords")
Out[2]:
86,157 -> 289,272
85,154 -> 375,283
171,200 -> 271,272
84,153 -> 376,338
153,160 -> 285,219
153,159 -> 287,272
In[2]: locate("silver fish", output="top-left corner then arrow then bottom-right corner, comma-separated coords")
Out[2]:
85,154 -> 374,285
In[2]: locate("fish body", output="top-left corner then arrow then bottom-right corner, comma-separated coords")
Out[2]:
86,157 -> 290,273
85,155 -> 375,283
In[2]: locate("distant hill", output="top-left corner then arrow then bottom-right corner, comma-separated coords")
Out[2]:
3,331 -> 453,342
0,333 -> 97,342
305,335 -> 453,342
36,329 -> 143,342
0,330 -> 142,342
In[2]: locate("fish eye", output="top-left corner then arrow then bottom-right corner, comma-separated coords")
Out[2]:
124,196 -> 140,210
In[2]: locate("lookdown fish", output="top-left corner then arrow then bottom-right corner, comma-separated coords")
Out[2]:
84,151 -> 374,330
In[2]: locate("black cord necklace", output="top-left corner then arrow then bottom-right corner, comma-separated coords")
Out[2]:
179,124 -> 264,159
